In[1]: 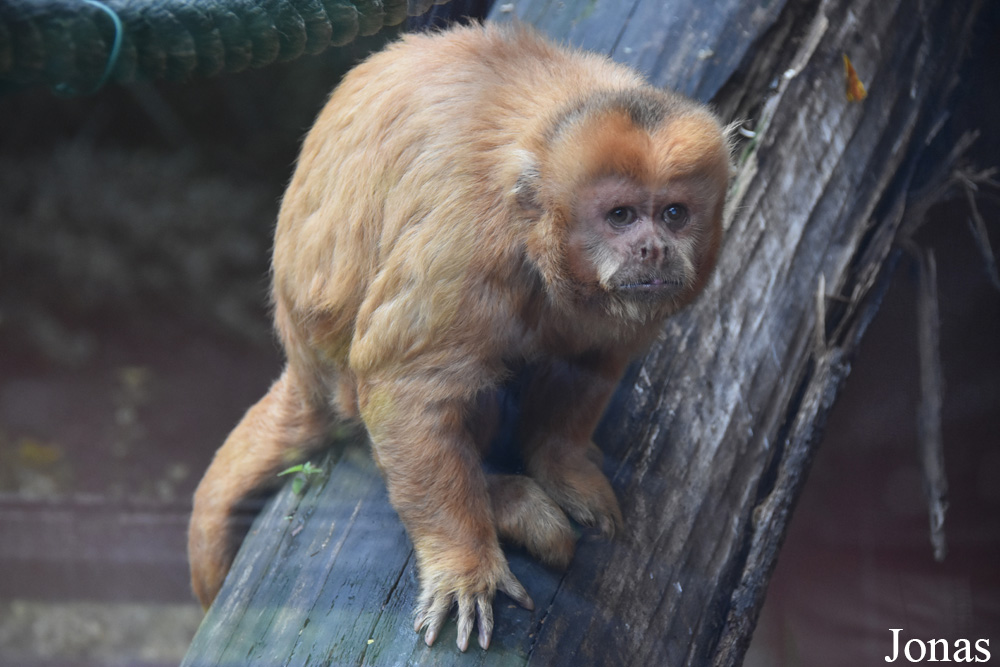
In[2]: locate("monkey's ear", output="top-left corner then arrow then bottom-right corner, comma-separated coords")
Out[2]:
511,150 -> 543,217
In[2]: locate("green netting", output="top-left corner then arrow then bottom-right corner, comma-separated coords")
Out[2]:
0,0 -> 449,94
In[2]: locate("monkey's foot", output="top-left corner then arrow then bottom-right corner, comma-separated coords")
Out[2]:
413,556 -> 534,652
487,474 -> 576,568
528,441 -> 623,539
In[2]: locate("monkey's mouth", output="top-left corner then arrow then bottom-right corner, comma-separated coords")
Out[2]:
616,276 -> 685,292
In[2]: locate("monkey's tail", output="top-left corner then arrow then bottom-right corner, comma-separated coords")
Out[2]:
188,365 -> 333,608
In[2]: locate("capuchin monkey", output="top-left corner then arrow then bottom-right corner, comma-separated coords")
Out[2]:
189,22 -> 731,652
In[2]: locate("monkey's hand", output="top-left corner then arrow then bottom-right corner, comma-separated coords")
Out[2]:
413,544 -> 534,651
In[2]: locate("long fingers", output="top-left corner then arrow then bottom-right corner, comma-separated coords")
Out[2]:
414,591 -> 452,647
415,569 -> 534,651
476,595 -> 493,650
456,593 -> 478,651
498,570 -> 534,611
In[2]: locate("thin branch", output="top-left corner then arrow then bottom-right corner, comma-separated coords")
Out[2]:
958,167 -> 1000,292
913,245 -> 948,562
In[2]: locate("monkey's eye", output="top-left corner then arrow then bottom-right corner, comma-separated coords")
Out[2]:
607,206 -> 637,227
663,203 -> 689,230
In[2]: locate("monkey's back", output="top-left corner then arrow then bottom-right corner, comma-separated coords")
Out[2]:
270,25 -> 650,381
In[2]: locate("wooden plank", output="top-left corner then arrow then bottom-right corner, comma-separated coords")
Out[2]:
183,0 -> 986,664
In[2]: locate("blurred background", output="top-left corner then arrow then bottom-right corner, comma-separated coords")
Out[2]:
0,5 -> 997,666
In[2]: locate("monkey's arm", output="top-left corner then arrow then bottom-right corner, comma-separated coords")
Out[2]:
355,370 -> 534,652
517,350 -> 630,536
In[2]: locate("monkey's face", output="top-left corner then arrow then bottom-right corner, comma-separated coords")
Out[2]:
521,96 -> 729,326
565,170 -> 723,318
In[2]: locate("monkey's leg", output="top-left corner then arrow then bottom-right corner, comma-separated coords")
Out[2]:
358,377 -> 533,652
466,389 -> 576,568
518,354 -> 626,538
188,365 -> 330,608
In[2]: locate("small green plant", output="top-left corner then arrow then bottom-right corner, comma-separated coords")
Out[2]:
277,461 -> 324,495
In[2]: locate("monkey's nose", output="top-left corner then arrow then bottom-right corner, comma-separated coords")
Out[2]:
638,244 -> 663,262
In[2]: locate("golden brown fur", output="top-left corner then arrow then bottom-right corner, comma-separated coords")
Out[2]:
188,23 -> 730,652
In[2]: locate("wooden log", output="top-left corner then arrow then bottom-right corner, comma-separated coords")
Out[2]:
182,0 -> 986,663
